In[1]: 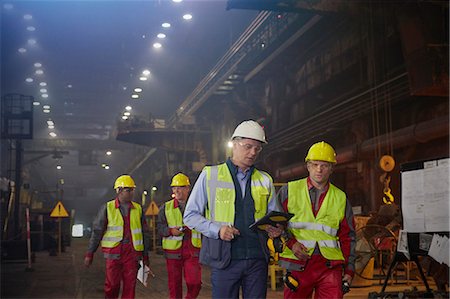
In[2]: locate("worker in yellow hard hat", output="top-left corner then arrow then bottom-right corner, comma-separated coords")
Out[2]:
277,141 -> 356,299
183,120 -> 283,299
84,175 -> 151,299
157,173 -> 202,299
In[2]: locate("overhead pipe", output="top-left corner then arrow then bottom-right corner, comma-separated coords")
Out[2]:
276,116 -> 449,180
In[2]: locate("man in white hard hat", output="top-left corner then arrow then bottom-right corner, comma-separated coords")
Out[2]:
184,120 -> 283,299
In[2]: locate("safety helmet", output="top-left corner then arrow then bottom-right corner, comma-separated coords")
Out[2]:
114,175 -> 136,189
231,120 -> 267,144
305,141 -> 337,164
171,173 -> 190,187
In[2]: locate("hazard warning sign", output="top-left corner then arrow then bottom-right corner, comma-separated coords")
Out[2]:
50,201 -> 69,217
145,201 -> 159,216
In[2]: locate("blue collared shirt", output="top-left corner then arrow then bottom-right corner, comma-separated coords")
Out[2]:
183,159 -> 280,239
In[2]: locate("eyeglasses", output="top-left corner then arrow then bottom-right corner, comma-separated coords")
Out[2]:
307,162 -> 332,170
237,142 -> 263,153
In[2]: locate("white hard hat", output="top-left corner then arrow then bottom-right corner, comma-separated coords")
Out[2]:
231,120 -> 267,143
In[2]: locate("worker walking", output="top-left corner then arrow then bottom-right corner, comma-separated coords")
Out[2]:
157,173 -> 202,299
277,141 -> 356,299
184,120 -> 283,299
84,175 -> 150,299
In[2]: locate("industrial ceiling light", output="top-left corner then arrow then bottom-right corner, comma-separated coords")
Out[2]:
39,82 -> 47,86
157,33 -> 166,39
131,94 -> 139,99
125,106 -> 132,111
182,14 -> 192,20
18,48 -> 27,53
139,76 -> 147,81
106,151 -> 112,156
153,42 -> 162,49
161,22 -> 171,28
134,88 -> 142,92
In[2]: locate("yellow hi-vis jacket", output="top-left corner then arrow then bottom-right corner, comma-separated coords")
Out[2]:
280,178 -> 345,261
162,199 -> 201,250
101,200 -> 144,251
204,163 -> 272,224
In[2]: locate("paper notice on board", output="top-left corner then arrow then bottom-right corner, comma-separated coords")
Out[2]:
401,170 -> 425,232
423,163 -> 450,232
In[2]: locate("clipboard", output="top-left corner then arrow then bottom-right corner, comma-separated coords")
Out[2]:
249,211 -> 294,231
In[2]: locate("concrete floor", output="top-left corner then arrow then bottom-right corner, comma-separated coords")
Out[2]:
1,238 -> 443,299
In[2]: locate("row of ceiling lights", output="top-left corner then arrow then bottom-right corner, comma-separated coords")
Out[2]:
121,0 -> 192,121
4,3 -> 61,139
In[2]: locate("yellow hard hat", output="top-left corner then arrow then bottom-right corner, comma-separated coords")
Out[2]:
171,173 -> 190,187
305,141 -> 337,164
114,175 -> 136,189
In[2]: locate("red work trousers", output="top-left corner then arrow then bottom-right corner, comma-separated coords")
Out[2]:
104,243 -> 139,299
166,254 -> 201,299
284,255 -> 343,299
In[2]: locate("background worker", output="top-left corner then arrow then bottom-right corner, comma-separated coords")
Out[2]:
157,173 -> 202,299
277,141 -> 356,299
84,175 -> 150,299
184,120 -> 283,299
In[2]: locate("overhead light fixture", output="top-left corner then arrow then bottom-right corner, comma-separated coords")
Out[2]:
157,33 -> 166,39
39,82 -> 47,86
27,26 -> 36,32
49,132 -> 57,137
18,48 -> 27,53
134,88 -> 142,93
104,165 -> 110,170
41,94 -> 48,98
23,14 -> 33,20
43,105 -> 50,109
122,115 -> 128,120
142,69 -> 151,76
40,88 -> 47,93
131,94 -> 139,99
27,39 -> 37,46
139,77 -> 148,81
124,112 -> 131,116
183,14 -> 192,20
153,42 -> 162,49
35,69 -> 44,75
172,0 -> 182,2
43,109 -> 50,113
47,120 -> 54,126
34,62 -> 42,67
33,101 -> 40,106
161,22 -> 171,28
25,77 -> 33,83
106,151 -> 112,156
125,106 -> 132,111
56,165 -> 62,170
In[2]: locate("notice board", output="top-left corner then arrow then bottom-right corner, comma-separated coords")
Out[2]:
401,157 -> 449,233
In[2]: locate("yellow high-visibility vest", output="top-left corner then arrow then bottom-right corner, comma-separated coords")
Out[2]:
204,163 -> 272,224
162,199 -> 201,250
101,200 -> 144,251
280,178 -> 345,261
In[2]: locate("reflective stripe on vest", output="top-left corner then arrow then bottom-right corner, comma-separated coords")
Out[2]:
280,178 -> 346,261
101,200 -> 144,251
162,199 -> 202,250
204,163 -> 272,224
